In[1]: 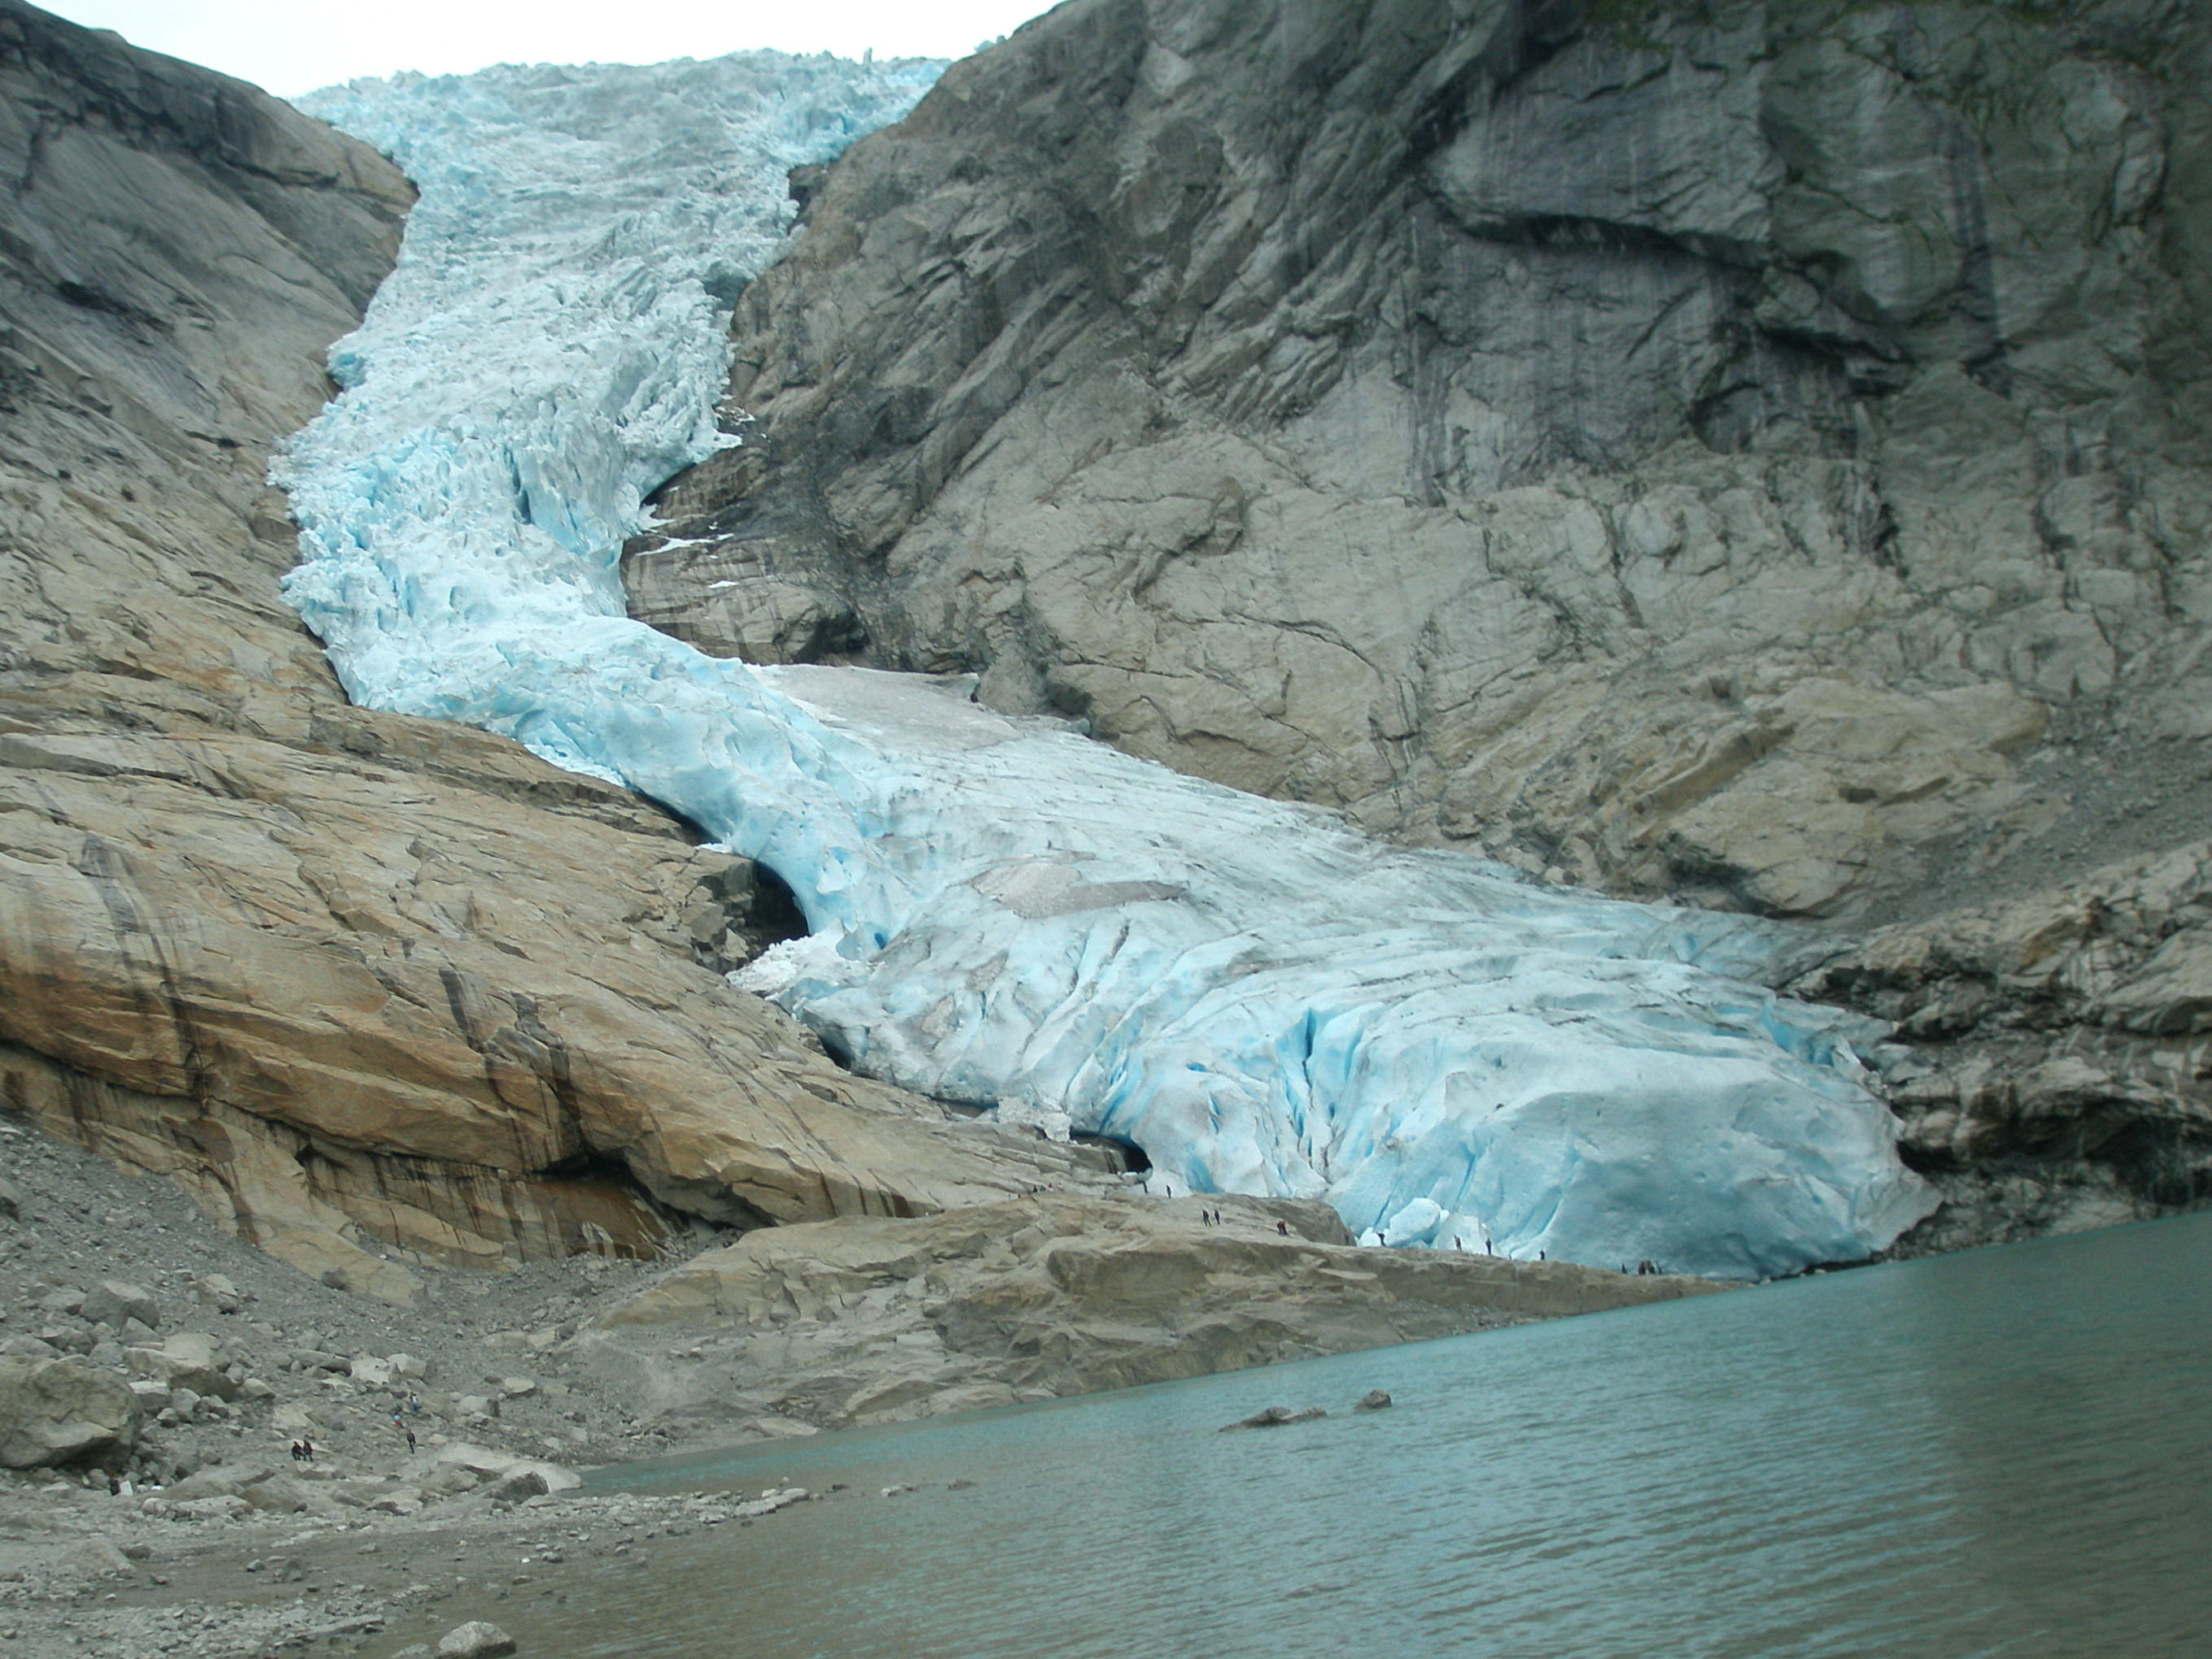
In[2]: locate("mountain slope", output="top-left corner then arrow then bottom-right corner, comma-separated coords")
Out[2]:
644,0 -> 2212,921
0,0 -> 1094,1302
635,0 -> 2212,1236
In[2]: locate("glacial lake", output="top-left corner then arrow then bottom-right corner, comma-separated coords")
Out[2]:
501,1214 -> 2208,1656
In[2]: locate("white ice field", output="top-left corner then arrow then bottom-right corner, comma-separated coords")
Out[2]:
278,55 -> 1935,1279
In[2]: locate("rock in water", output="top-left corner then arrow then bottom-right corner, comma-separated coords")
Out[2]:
435,1623 -> 517,1659
1222,1405 -> 1328,1431
0,1357 -> 140,1470
1354,1390 -> 1393,1413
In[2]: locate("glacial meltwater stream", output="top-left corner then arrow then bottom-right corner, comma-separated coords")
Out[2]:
378,1214 -> 2212,1657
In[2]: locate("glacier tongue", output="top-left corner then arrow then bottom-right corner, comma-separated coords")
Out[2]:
277,56 -> 1935,1280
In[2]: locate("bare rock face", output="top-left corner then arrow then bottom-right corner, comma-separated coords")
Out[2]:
571,1192 -> 1720,1433
1791,836 -> 2212,1235
0,0 -> 1101,1300
0,1355 -> 140,1469
639,0 -> 2212,932
628,0 -> 2212,1239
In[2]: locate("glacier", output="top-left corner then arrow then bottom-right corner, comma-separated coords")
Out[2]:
276,54 -> 1936,1280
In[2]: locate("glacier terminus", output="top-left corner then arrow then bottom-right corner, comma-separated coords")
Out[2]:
276,53 -> 1936,1280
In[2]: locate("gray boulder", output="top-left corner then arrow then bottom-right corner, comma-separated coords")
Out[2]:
125,1334 -> 238,1401
80,1281 -> 159,1332
0,1357 -> 140,1470
482,1468 -> 549,1505
241,1474 -> 313,1514
436,1622 -> 518,1658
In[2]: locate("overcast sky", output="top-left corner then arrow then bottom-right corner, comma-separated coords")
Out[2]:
37,0 -> 1058,96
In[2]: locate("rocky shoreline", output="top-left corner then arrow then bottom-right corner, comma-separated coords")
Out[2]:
0,1103 -> 1719,1659
5,2 -> 2211,1647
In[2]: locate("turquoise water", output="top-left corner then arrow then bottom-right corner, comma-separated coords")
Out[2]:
541,1215 -> 2208,1656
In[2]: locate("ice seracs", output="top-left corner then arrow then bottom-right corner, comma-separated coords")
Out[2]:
278,54 -> 1935,1281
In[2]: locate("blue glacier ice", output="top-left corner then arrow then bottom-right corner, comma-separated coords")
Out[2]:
278,55 -> 1936,1279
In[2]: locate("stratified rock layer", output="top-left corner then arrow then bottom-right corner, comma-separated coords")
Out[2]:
644,0 -> 2211,928
0,0 -> 1097,1299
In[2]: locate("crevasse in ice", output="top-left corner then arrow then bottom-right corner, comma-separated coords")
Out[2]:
279,55 -> 1936,1279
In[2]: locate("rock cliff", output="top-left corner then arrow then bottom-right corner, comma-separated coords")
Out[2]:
637,0 -> 2212,1231
0,0 -> 1097,1301
0,4 -> 1693,1418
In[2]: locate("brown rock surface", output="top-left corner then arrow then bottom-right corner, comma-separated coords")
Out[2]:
574,1192 -> 1722,1432
0,0 -> 1098,1298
